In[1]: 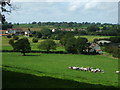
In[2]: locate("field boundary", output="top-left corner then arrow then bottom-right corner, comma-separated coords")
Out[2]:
1,50 -> 67,54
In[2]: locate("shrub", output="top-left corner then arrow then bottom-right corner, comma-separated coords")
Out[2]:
29,34 -> 33,37
7,35 -> 12,38
32,38 -> 38,43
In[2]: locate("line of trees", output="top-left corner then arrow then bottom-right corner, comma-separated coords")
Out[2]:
8,34 -> 91,56
60,33 -> 90,54
103,46 -> 120,58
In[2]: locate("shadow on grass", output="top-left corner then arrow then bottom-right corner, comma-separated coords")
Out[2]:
2,70 -> 117,89
19,55 -> 41,56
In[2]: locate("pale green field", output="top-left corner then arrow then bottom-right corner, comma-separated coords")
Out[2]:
75,36 -> 112,42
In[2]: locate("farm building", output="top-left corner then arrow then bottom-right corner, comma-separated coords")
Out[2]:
7,28 -> 24,35
85,43 -> 103,54
0,30 -> 9,36
97,40 -> 111,45
24,30 -> 31,36
52,29 -> 56,32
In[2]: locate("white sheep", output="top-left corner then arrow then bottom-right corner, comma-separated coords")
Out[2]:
116,71 -> 120,73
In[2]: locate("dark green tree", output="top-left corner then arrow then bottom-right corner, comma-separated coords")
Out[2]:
87,25 -> 99,32
65,37 -> 77,53
110,37 -> 120,43
13,38 -> 31,56
76,37 -> 89,54
40,27 -> 52,39
60,33 -> 74,46
36,31 -> 42,38
38,39 -> 56,52
9,39 -> 14,47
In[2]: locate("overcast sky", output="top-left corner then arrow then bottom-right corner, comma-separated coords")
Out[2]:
4,0 -> 119,24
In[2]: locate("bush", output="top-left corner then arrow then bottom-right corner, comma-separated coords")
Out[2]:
7,35 -> 12,38
13,36 -> 19,40
32,38 -> 38,43
29,34 -> 33,37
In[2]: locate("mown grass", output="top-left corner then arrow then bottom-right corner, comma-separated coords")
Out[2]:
2,52 -> 118,88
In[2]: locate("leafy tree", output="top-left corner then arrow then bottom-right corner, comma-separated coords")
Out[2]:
0,0 -> 15,24
65,37 -> 77,53
38,39 -> 56,52
9,39 -> 14,47
32,21 -> 37,24
65,37 -> 89,54
60,33 -> 74,46
36,31 -> 42,38
110,37 -> 120,43
13,38 -> 31,56
40,27 -> 52,39
76,37 -> 89,54
87,25 -> 99,32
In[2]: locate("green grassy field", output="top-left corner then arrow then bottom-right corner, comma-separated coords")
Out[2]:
75,36 -> 112,42
2,52 -> 118,88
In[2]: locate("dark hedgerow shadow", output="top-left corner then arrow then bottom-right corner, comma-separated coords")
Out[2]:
19,55 -> 41,56
2,70 -> 118,89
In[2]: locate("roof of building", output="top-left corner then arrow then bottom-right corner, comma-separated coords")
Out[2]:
97,40 -> 111,43
0,30 -> 7,32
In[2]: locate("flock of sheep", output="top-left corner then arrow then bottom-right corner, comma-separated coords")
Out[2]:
68,66 -> 120,74
68,66 -> 104,73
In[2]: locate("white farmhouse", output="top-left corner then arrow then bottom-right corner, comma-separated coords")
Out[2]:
52,29 -> 56,32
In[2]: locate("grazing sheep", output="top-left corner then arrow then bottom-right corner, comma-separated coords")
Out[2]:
116,71 -> 120,73
68,66 -> 79,70
68,66 -> 104,73
91,69 -> 96,72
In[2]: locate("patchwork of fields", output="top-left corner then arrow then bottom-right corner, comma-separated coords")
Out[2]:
1,35 -> 119,88
1,35 -> 112,51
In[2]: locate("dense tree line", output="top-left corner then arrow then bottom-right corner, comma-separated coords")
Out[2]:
103,46 -> 120,58
60,34 -> 90,54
